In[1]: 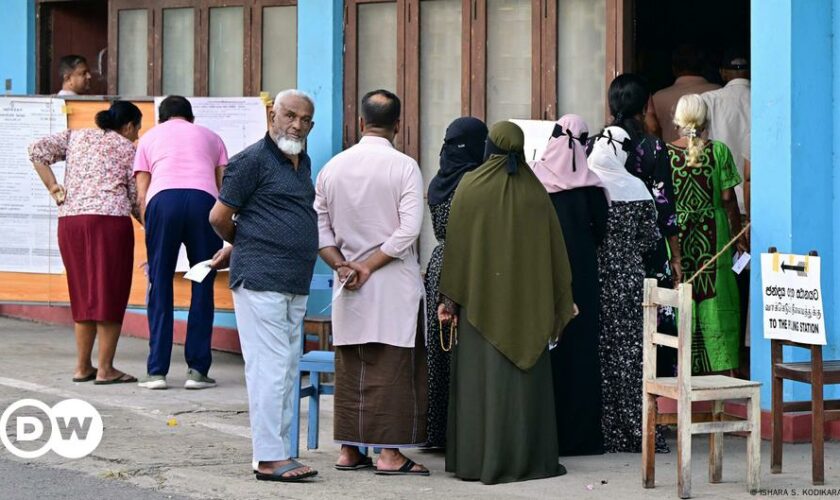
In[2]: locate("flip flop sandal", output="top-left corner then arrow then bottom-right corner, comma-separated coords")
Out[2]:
255,460 -> 318,482
94,373 -> 138,385
374,458 -> 430,476
334,456 -> 374,471
72,369 -> 97,383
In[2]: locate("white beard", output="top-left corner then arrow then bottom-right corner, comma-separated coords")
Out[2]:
277,136 -> 304,155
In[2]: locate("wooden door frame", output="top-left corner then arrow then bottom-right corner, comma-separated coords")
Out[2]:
342,0 -> 406,150
606,0 -> 633,121
108,0 -> 156,96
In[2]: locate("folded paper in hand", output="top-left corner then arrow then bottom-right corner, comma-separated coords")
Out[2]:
320,271 -> 355,313
184,259 -> 214,283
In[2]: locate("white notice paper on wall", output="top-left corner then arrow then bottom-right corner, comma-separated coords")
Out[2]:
761,253 -> 827,345
509,119 -> 557,164
153,97 -> 267,272
0,97 -> 67,273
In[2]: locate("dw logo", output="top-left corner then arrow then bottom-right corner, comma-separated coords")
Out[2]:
0,399 -> 103,459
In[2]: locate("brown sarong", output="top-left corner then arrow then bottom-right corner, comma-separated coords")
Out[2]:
334,328 -> 428,447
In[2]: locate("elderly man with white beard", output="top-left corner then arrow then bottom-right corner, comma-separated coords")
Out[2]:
209,89 -> 319,482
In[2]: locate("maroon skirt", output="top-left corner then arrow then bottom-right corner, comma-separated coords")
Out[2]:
57,215 -> 134,323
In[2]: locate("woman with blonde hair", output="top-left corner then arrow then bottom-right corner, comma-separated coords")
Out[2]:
666,94 -> 746,374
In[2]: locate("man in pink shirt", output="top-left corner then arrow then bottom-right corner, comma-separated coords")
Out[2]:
133,95 -> 228,391
316,90 -> 429,476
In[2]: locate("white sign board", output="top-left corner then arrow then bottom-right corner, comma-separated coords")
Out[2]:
761,253 -> 826,345
509,119 -> 556,164
153,97 -> 267,271
0,97 -> 67,274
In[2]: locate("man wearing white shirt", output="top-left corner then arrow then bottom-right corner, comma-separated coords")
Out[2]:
56,55 -> 92,96
702,51 -> 751,376
702,51 -> 750,217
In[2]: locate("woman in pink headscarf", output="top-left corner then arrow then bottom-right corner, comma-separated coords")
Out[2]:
531,114 -> 609,456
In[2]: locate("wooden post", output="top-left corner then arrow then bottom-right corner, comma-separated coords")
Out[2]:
771,339 -> 784,473
642,279 -> 657,488
677,282 -> 693,499
811,344 -> 825,485
747,391 -> 762,493
708,399 -> 723,483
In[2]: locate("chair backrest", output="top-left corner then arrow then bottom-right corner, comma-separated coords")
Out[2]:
642,278 -> 694,393
310,273 -> 334,292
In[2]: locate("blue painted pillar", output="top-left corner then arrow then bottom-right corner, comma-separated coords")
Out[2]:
0,0 -> 35,94
298,0 -> 344,313
751,0 -> 838,409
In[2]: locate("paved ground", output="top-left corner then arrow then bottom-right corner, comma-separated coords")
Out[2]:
0,316 -> 838,499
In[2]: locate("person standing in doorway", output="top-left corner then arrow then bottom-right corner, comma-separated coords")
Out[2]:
646,45 -> 720,142
316,89 -> 429,476
209,89 -> 319,482
134,96 -> 228,390
702,51 -> 751,376
56,55 -> 92,96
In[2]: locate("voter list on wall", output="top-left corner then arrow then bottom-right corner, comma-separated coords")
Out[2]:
0,97 -> 67,274
761,252 -> 827,345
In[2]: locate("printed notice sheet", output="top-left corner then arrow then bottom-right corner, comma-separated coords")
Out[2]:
0,97 -> 67,273
761,253 -> 827,345
510,119 -> 557,164
154,97 -> 267,271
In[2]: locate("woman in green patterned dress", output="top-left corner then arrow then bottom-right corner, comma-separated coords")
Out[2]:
666,94 -> 747,374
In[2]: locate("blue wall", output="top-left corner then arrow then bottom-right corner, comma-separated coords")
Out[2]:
0,0 -> 35,94
751,0 -> 839,408
297,0 -> 344,315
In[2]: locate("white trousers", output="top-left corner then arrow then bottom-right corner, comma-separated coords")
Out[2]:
232,286 -> 307,462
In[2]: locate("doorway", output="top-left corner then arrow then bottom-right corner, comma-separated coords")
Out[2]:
37,0 -> 109,95
632,0 -> 750,93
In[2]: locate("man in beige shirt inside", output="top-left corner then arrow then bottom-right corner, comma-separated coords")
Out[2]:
645,44 -> 720,143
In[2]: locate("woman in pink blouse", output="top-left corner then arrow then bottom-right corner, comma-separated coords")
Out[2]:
29,100 -> 143,384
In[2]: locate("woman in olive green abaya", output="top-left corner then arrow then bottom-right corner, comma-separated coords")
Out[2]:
437,121 -> 576,485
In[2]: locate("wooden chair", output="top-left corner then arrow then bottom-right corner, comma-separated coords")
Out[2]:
641,278 -> 762,499
771,339 -> 840,484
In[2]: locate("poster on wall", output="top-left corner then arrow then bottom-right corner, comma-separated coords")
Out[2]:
509,119 -> 556,164
153,97 -> 268,272
761,252 -> 827,345
0,97 -> 67,274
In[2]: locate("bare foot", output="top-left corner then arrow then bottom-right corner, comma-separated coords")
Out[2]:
376,451 -> 428,473
73,367 -> 96,380
258,459 -> 314,479
336,445 -> 366,467
96,367 -> 130,382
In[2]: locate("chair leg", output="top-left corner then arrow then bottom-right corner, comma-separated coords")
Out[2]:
307,371 -> 321,451
677,399 -> 692,499
747,392 -> 761,494
709,400 -> 723,483
771,374 -> 783,474
642,392 -> 657,488
812,379 -> 825,485
291,372 -> 303,459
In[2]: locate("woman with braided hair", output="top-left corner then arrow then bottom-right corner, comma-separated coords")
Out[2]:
667,94 -> 746,374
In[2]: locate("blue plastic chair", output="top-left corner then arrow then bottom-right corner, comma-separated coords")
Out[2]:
290,273 -> 335,458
